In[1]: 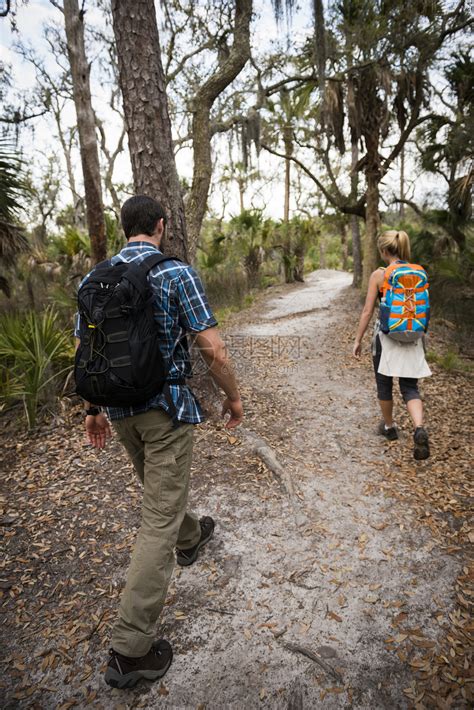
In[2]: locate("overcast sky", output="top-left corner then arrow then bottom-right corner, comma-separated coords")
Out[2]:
0,0 -> 449,229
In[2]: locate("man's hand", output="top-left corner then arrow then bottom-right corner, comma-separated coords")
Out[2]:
222,397 -> 244,429
353,340 -> 362,358
194,328 -> 243,426
85,413 -> 112,449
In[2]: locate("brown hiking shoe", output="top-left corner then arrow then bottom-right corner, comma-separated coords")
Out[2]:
104,639 -> 172,689
414,427 -> 430,460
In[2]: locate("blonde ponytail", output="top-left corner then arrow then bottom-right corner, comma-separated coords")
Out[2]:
377,230 -> 411,261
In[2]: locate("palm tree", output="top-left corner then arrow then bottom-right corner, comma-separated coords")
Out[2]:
0,141 -> 30,297
229,209 -> 272,288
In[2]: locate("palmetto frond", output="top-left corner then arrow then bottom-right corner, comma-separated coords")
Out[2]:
0,139 -> 30,275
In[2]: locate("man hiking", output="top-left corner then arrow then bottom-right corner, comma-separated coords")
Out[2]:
74,195 -> 243,689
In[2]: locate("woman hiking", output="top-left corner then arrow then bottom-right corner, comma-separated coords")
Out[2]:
353,230 -> 431,460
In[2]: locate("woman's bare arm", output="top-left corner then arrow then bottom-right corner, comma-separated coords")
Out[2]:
353,271 -> 383,358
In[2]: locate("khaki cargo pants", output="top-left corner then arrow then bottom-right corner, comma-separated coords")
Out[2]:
110,409 -> 201,657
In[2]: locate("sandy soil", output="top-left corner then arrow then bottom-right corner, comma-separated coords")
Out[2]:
2,271 -> 465,709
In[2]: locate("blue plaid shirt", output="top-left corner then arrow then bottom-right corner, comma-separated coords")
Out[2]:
74,242 -> 217,423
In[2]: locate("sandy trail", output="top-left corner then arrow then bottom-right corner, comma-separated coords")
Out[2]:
3,270 -> 462,710
122,270 -> 457,709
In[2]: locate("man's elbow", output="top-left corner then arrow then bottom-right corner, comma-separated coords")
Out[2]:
207,344 -> 228,368
198,339 -> 227,367
195,330 -> 227,365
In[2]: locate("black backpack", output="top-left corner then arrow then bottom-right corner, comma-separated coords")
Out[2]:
74,253 -> 184,408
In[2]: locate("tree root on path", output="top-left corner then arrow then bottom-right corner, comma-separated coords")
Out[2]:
282,642 -> 344,684
242,429 -> 308,528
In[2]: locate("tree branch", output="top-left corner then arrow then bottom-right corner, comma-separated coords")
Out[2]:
391,197 -> 423,217
193,0 -> 252,108
0,109 -> 49,124
186,0 -> 252,254
261,142 -> 365,218
264,74 -> 316,97
49,0 -> 64,12
211,114 -> 246,136
167,38 -> 216,83
381,112 -> 440,177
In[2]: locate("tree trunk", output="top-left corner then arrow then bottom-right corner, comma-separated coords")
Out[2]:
399,145 -> 405,220
284,140 -> 291,225
186,0 -> 252,261
244,247 -> 262,289
293,241 -> 305,282
319,235 -> 327,269
340,222 -> 348,271
313,0 -> 326,131
63,0 -> 106,264
111,0 -> 188,260
283,122 -> 294,283
362,171 -> 381,289
238,177 -> 245,213
350,137 -> 362,287
350,215 -> 362,286
52,105 -> 82,225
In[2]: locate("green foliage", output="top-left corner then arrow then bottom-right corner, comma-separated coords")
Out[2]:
49,226 -> 91,259
229,209 -> 274,247
105,211 -> 125,255
197,220 -> 229,271
212,294 -> 255,327
0,139 -> 29,224
198,215 -> 275,309
202,267 -> 249,312
416,52 -> 473,254
0,307 -> 74,428
0,140 -> 30,296
304,224 -> 344,272
426,349 -> 471,373
275,216 -> 320,282
228,210 -> 276,288
47,284 -> 77,313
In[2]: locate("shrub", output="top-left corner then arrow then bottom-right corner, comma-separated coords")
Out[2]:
0,307 -> 74,428
49,226 -> 91,259
202,267 -> 249,311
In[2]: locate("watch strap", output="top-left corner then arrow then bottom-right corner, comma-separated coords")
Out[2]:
85,406 -> 101,416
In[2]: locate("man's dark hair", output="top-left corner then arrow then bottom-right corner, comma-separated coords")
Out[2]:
120,195 -> 167,239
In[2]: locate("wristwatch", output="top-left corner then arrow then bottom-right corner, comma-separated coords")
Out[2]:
85,407 -> 101,416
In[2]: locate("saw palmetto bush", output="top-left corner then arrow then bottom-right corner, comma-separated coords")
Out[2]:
0,307 -> 74,428
0,140 -> 30,297
229,210 -> 275,288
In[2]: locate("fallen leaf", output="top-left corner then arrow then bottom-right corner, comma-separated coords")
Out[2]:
364,594 -> 379,604
158,683 -> 169,696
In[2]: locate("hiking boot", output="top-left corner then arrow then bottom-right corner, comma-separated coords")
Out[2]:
377,421 -> 399,441
104,639 -> 172,689
414,427 -> 430,460
176,516 -> 215,567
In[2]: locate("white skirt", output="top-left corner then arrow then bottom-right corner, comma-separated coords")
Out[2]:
378,332 -> 432,379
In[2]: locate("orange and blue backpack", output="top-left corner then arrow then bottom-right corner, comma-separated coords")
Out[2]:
379,261 -> 430,342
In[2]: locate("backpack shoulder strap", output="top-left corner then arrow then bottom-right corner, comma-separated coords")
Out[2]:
84,258 -> 111,280
93,258 -> 111,270
121,254 -> 183,297
382,262 -> 399,298
139,253 -> 183,273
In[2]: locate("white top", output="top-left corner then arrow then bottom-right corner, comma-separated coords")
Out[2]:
378,332 -> 432,379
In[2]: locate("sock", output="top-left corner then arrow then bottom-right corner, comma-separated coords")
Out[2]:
385,423 -> 395,430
